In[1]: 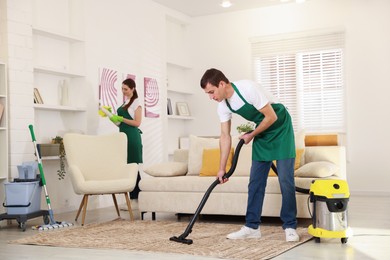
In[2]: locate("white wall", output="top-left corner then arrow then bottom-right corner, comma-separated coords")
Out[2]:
83,0 -> 166,165
187,0 -> 390,195
80,0 -> 169,209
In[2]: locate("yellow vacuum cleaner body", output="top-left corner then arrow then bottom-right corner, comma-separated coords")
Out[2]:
308,179 -> 352,243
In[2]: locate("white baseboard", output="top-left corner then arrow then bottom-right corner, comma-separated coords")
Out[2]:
350,190 -> 390,197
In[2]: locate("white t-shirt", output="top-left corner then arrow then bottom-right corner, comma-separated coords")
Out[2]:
217,80 -> 279,123
123,98 -> 141,119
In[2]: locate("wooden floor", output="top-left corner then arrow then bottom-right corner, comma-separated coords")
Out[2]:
0,195 -> 389,260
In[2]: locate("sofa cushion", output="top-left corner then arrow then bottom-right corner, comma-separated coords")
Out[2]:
139,175 -> 314,194
234,146 -> 305,177
234,144 -> 252,176
200,148 -> 234,176
295,129 -> 306,167
144,162 -> 187,177
295,161 -> 339,178
188,135 -> 219,175
294,148 -> 305,170
187,132 -> 305,177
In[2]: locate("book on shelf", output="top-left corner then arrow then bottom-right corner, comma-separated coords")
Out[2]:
34,88 -> 44,104
167,98 -> 173,115
0,103 -> 3,123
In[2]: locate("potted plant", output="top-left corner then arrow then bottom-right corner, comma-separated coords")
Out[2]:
236,121 -> 255,134
52,136 -> 66,180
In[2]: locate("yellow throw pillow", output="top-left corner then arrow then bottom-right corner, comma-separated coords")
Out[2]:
269,148 -> 305,177
295,149 -> 304,170
200,148 -> 234,176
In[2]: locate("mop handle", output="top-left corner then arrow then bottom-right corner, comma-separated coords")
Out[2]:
28,125 -> 49,196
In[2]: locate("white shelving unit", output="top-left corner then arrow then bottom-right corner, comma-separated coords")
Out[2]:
34,66 -> 85,78
33,104 -> 86,112
165,16 -> 194,157
0,62 -> 8,183
0,62 -> 8,214
32,26 -> 83,43
167,115 -> 194,120
32,0 -> 86,143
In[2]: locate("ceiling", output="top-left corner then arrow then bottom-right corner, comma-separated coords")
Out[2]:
151,0 -> 301,17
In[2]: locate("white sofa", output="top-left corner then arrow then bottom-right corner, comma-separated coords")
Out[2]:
139,135 -> 346,220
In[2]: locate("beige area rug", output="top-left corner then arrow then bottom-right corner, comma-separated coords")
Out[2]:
10,219 -> 312,260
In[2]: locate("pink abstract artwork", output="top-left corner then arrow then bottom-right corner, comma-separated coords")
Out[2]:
99,68 -> 118,111
144,77 -> 160,118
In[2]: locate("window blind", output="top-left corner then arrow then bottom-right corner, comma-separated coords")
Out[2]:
251,30 -> 345,133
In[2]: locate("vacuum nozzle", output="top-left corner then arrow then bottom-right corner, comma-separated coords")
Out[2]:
169,235 -> 193,245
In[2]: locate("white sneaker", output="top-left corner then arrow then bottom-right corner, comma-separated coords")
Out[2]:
227,226 -> 261,239
285,228 -> 300,242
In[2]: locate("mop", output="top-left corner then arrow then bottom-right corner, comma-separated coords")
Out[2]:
28,125 -> 73,231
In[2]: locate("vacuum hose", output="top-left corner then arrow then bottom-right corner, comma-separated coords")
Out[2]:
169,137 -> 246,244
170,133 -> 309,245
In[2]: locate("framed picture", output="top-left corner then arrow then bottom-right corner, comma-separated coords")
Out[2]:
176,102 -> 190,116
34,88 -> 44,104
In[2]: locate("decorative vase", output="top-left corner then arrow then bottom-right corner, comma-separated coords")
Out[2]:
60,79 -> 69,106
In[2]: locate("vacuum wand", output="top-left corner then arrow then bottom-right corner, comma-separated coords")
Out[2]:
169,137 -> 246,245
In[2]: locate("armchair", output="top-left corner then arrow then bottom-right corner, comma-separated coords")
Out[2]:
63,133 -> 138,225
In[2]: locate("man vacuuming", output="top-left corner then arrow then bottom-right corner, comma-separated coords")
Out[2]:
200,68 -> 299,242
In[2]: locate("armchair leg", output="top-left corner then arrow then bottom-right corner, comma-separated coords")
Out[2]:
124,192 -> 134,221
112,194 -> 120,217
81,195 -> 89,226
75,195 -> 86,221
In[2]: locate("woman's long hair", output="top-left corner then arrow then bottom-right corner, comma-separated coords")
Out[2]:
122,78 -> 138,111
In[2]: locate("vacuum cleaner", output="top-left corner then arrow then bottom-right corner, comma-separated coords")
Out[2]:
271,165 -> 352,243
307,179 -> 352,243
170,134 -> 351,244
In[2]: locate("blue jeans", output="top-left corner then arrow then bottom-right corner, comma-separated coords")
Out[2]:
245,158 -> 298,230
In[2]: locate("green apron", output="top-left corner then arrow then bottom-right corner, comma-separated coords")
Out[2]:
117,106 -> 143,164
226,83 -> 295,161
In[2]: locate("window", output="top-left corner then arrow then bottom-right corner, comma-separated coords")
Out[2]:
251,30 -> 345,133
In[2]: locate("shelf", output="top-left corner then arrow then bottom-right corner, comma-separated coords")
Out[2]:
167,61 -> 191,70
167,89 -> 194,95
41,156 -> 60,161
34,104 -> 86,112
33,26 -> 84,43
34,66 -> 85,78
0,62 -> 8,181
168,115 -> 194,120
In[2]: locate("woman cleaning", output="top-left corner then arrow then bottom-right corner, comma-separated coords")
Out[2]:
110,78 -> 143,203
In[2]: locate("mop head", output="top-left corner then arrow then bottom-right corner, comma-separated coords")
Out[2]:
32,221 -> 74,231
